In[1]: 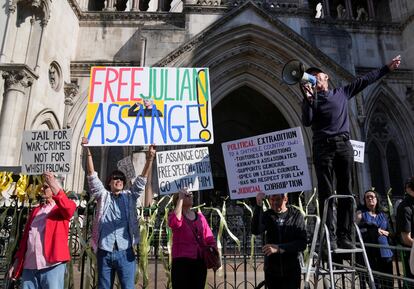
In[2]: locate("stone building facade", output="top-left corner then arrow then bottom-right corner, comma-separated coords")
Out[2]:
0,0 -> 413,199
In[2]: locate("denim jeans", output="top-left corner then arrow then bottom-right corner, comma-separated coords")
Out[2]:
313,138 -> 354,241
21,263 -> 66,289
97,247 -> 136,289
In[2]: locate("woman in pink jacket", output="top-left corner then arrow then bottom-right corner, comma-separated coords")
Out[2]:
168,189 -> 217,289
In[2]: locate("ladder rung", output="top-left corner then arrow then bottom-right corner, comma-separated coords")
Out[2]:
318,268 -> 357,274
332,248 -> 364,254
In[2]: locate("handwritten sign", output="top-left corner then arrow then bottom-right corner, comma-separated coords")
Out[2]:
21,129 -> 72,175
350,140 -> 365,163
222,127 -> 312,199
85,67 -> 214,146
117,156 -> 136,181
156,147 -> 213,195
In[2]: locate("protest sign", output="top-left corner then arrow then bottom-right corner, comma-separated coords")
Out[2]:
222,127 -> 312,199
350,140 -> 365,163
21,129 -> 72,175
156,147 -> 213,195
117,156 -> 136,181
85,67 -> 214,146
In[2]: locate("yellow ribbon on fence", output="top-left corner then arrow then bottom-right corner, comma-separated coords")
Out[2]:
16,174 -> 29,202
0,172 -> 13,193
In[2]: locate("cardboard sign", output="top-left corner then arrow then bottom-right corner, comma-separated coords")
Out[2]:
156,147 -> 213,195
117,156 -> 136,181
21,129 -> 72,175
350,140 -> 365,163
222,127 -> 312,199
85,67 -> 214,146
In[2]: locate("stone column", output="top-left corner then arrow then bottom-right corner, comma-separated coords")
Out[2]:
131,0 -> 140,11
322,0 -> 330,18
0,64 -> 37,165
103,0 -> 116,11
344,0 -> 353,19
63,82 -> 79,129
366,0 -> 375,20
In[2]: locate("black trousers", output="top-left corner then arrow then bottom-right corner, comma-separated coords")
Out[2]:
264,267 -> 301,289
313,138 -> 354,241
171,258 -> 207,289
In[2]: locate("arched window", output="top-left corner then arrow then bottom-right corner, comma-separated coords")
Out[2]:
368,142 -> 384,195
386,142 -> 403,196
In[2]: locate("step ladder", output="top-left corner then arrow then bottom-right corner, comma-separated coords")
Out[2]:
312,195 -> 376,289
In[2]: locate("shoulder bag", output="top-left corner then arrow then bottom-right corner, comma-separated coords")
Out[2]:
185,214 -> 221,271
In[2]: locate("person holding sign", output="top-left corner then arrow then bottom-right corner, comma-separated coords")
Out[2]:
168,189 -> 218,289
7,172 -> 77,289
251,192 -> 307,289
301,55 -> 401,249
82,138 -> 156,289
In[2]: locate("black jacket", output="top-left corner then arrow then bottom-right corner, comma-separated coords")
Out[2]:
251,205 -> 307,276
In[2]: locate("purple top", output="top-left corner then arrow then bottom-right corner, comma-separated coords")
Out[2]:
302,66 -> 390,141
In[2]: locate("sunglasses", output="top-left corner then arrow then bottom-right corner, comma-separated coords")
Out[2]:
111,176 -> 125,182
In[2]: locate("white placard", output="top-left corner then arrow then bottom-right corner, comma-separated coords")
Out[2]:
85,67 -> 214,146
21,129 -> 72,175
156,147 -> 213,195
350,140 -> 365,163
222,127 -> 312,200
117,156 -> 136,181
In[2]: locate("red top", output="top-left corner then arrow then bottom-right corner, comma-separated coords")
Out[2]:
12,190 -> 77,279
168,211 -> 216,260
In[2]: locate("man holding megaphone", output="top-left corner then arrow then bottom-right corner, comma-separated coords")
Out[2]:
301,55 -> 401,250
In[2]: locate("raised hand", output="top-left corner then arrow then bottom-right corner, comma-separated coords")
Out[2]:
388,55 -> 401,71
256,191 -> 266,207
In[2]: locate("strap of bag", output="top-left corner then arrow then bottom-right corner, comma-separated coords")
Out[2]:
184,214 -> 204,248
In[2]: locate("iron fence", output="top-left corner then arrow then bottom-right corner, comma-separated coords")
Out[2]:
1,202 -> 414,289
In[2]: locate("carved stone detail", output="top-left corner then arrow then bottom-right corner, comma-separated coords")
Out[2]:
64,82 -> 79,106
8,0 -> 17,13
48,62 -> 62,91
0,63 -> 38,93
2,70 -> 34,92
369,112 -> 390,142
13,0 -> 51,25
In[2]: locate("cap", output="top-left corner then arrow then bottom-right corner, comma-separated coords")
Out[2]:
306,67 -> 324,75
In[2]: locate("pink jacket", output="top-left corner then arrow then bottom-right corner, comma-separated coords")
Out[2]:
168,211 -> 216,260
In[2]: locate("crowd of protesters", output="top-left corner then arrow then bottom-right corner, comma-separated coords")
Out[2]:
5,54 -> 414,289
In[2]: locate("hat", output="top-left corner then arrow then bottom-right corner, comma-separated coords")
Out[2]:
306,67 -> 324,75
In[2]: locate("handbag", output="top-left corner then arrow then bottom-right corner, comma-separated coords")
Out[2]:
185,215 -> 221,271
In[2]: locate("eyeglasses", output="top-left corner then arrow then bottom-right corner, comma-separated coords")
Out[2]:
111,176 -> 125,182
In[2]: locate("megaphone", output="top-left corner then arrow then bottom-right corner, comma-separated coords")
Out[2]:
282,60 -> 317,86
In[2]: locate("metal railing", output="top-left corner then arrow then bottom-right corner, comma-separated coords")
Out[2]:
1,204 -> 414,289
